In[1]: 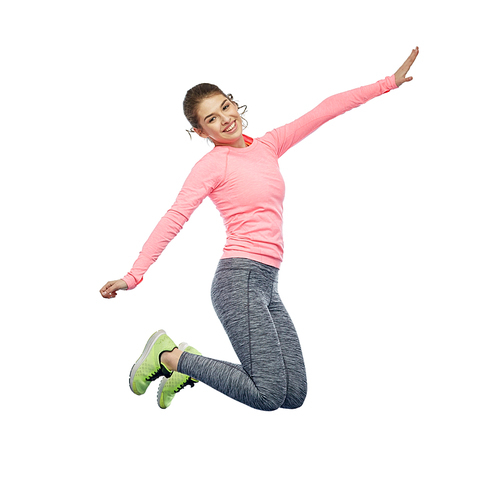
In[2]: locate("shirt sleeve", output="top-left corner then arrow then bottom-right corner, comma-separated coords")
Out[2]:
122,156 -> 223,290
263,75 -> 398,158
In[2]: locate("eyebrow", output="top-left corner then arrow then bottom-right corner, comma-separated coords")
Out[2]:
204,99 -> 228,122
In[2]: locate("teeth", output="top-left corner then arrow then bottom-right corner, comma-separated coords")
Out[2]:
225,122 -> 236,132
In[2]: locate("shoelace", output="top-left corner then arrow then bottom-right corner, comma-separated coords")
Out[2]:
174,377 -> 196,394
146,363 -> 172,382
146,368 -> 163,382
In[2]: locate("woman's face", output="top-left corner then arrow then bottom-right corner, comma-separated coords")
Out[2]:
194,93 -> 246,148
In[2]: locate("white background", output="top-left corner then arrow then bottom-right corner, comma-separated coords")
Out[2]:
1,1 -> 498,498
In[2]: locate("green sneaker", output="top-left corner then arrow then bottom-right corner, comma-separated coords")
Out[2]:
157,343 -> 201,409
129,329 -> 177,396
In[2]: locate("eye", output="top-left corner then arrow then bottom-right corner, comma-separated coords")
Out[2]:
209,116 -> 216,123
223,104 -> 230,111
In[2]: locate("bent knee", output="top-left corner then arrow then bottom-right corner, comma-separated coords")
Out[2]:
259,396 -> 285,411
254,381 -> 287,412
281,385 -> 308,410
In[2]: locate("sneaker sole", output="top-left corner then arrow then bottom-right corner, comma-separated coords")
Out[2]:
129,329 -> 167,394
157,377 -> 168,408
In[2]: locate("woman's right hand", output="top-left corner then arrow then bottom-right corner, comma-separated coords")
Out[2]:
394,46 -> 419,87
100,279 -> 128,299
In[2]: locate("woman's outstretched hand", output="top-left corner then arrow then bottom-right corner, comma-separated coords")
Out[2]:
395,46 -> 419,87
100,279 -> 128,299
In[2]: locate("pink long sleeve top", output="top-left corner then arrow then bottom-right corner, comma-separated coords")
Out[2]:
122,75 -> 398,290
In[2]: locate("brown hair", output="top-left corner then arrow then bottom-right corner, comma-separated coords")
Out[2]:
183,83 -> 248,139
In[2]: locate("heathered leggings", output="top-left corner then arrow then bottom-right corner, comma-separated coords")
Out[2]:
176,257 -> 307,411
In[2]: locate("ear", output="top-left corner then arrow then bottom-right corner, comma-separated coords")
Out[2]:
193,127 -> 209,139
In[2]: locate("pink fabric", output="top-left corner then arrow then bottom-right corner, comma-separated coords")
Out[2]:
123,75 -> 397,290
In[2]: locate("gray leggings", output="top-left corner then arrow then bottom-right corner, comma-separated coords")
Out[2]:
177,258 -> 307,411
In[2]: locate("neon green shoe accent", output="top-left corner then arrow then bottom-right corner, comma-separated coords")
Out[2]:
129,330 -> 176,396
157,344 -> 201,409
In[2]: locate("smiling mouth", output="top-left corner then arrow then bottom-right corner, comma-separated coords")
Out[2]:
223,121 -> 237,133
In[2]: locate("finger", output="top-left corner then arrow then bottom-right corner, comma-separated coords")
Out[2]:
106,285 -> 118,295
407,47 -> 419,66
404,47 -> 418,63
101,289 -> 117,299
402,56 -> 414,73
100,283 -> 116,297
100,281 -> 113,293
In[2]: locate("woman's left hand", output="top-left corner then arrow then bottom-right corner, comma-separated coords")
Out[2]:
395,46 -> 419,87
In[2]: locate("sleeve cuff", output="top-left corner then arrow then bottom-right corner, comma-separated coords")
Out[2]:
382,75 -> 398,94
389,74 -> 398,90
122,274 -> 142,291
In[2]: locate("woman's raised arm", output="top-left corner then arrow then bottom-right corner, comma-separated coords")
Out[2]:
264,46 -> 419,158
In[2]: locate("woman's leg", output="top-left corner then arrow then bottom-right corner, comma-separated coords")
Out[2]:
268,285 -> 308,409
163,281 -> 307,409
176,259 -> 288,411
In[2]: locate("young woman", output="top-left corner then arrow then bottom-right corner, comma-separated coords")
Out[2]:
100,47 -> 419,411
